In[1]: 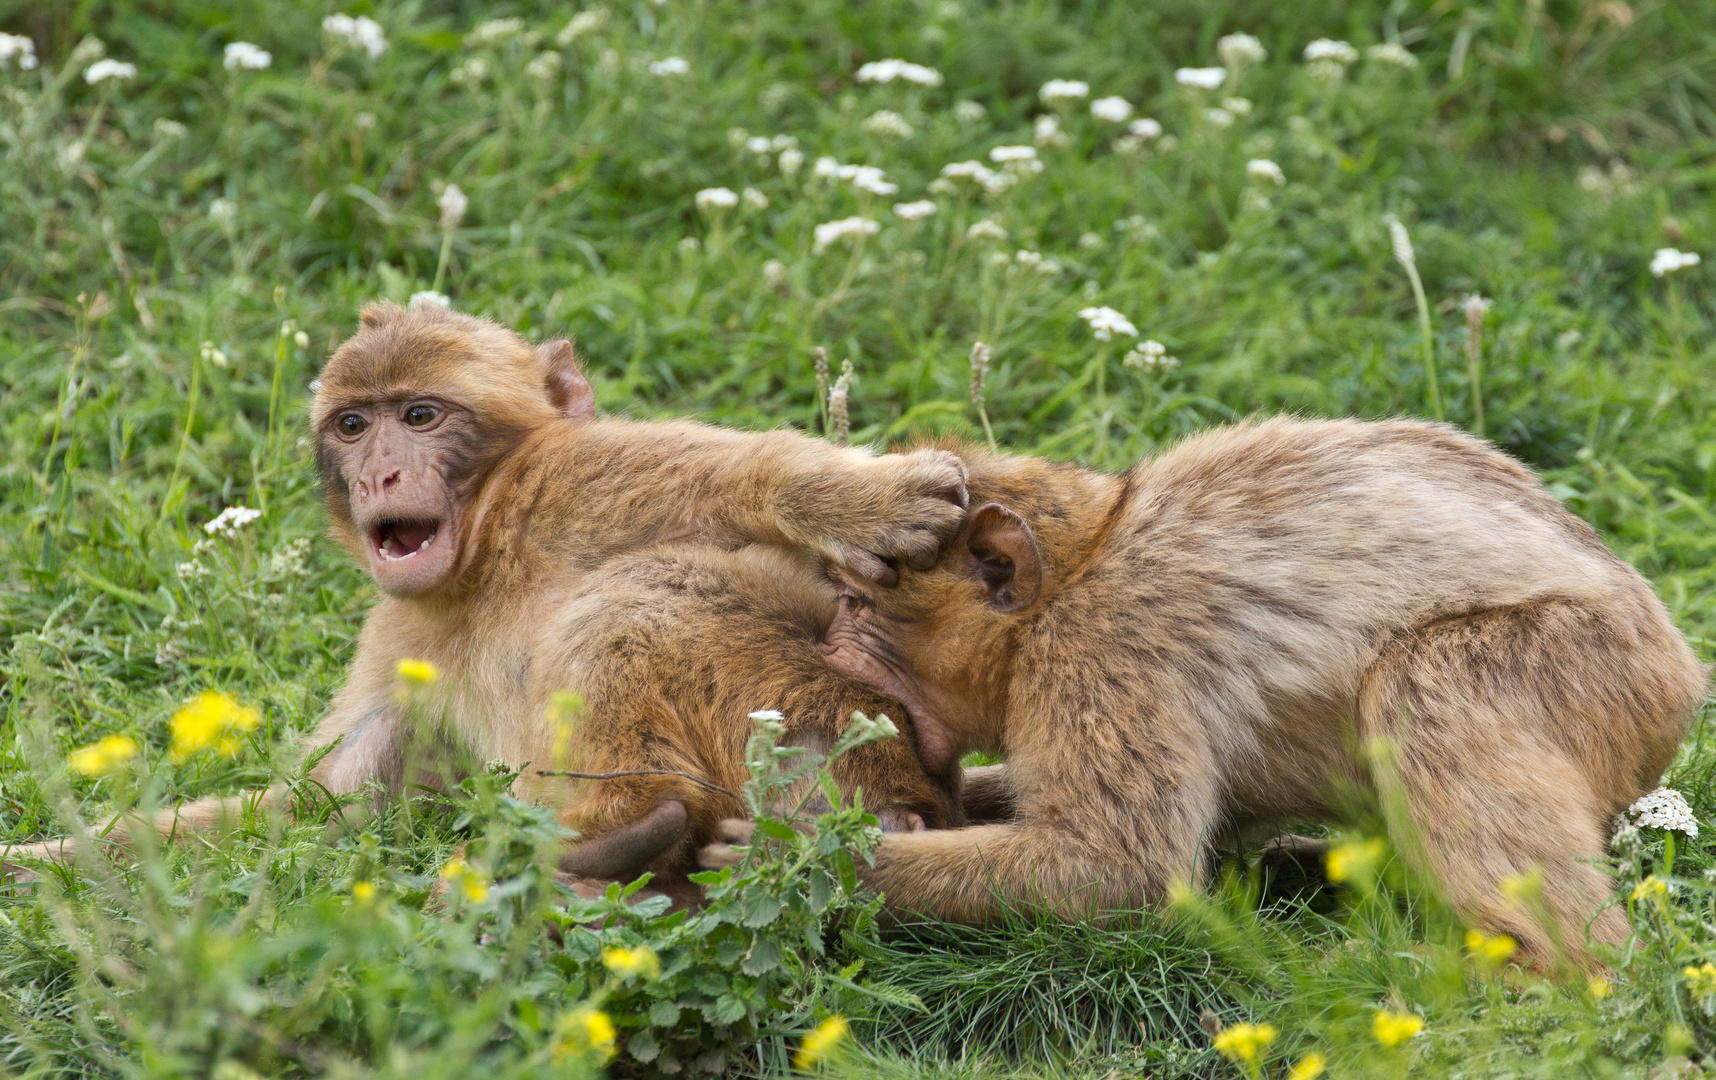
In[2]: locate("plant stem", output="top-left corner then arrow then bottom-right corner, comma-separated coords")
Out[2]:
431,228 -> 454,294
168,346 -> 203,501
1404,261 -> 1442,420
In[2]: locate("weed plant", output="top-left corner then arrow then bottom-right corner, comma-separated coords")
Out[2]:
3,0 -> 1716,1076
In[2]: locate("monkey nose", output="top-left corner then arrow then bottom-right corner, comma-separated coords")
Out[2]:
381,470 -> 400,492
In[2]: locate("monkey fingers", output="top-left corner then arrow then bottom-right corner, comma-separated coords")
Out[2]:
696,818 -> 756,872
558,799 -> 689,881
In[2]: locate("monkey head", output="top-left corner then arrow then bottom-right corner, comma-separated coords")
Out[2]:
820,502 -> 1043,773
312,302 -> 595,596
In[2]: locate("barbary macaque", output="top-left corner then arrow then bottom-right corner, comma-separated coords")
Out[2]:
710,418 -> 1707,966
8,303 -> 968,888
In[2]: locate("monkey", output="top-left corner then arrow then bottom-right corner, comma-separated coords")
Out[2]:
6,301 -> 969,892
705,416 -> 1708,967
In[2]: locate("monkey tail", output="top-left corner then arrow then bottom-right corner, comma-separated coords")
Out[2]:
1,786 -> 293,878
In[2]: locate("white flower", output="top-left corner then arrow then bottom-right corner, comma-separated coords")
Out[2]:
557,9 -> 609,45
1123,339 -> 1180,371
855,58 -> 943,86
744,135 -> 772,154
1038,79 -> 1089,103
199,340 -> 229,367
1366,42 -> 1419,67
1650,248 -> 1701,277
1204,108 -> 1235,128
208,198 -> 238,225
1077,306 -> 1138,341
1246,158 -> 1284,185
155,118 -> 187,139
1623,788 -> 1699,837
438,184 -> 468,229
967,218 -> 1007,241
205,505 -> 263,535
1217,33 -> 1267,68
777,147 -> 804,175
1079,232 -> 1103,249
294,330 -> 310,349
695,187 -> 738,209
323,14 -> 387,60
813,216 -> 879,250
742,187 -> 768,209
676,236 -> 700,254
1091,96 -> 1132,123
466,17 -> 524,44
649,56 -> 689,76
862,109 -> 914,138
1128,117 -> 1164,139
893,200 -> 936,220
450,58 -> 488,85
1304,39 -> 1359,64
1222,96 -> 1253,115
1012,250 -> 1061,275
954,100 -> 987,124
763,259 -> 787,288
1033,114 -> 1068,147
815,160 -> 899,196
1383,214 -> 1415,267
1175,67 -> 1226,89
0,32 -> 38,70
84,58 -> 137,84
989,145 -> 1037,164
223,42 -> 272,71
527,51 -> 563,81
409,290 -> 451,308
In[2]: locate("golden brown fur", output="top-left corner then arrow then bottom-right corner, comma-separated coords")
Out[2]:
736,417 -> 1707,966
8,303 -> 969,886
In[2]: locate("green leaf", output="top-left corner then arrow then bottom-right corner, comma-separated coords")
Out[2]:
739,892 -> 783,929
741,934 -> 782,976
713,993 -> 748,1025
755,819 -> 797,842
628,1029 -> 662,1063
649,1000 -> 680,1027
407,30 -> 462,51
807,867 -> 833,914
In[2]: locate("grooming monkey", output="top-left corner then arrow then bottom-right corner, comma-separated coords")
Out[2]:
709,417 -> 1707,966
8,302 -> 968,887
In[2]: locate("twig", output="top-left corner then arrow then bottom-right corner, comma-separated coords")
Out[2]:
535,768 -> 741,802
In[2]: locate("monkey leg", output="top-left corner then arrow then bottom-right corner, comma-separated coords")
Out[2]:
1356,603 -> 1661,970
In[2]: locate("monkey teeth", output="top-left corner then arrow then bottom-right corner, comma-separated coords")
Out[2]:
373,520 -> 439,561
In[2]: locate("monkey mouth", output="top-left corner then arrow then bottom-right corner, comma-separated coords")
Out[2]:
371,519 -> 440,562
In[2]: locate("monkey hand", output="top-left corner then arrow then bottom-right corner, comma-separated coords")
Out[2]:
696,818 -> 756,871
815,448 -> 969,585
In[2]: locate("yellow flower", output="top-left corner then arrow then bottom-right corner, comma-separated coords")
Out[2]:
1464,929 -> 1517,965
1501,866 -> 1544,905
795,1015 -> 849,1071
68,734 -> 140,777
396,658 -> 439,685
1325,837 -> 1385,883
1587,976 -> 1610,1001
553,1006 -> 617,1062
439,856 -> 467,879
1632,876 -> 1668,902
1372,1010 -> 1424,1048
352,880 -> 377,901
602,945 -> 661,981
461,876 -> 490,903
1288,1052 -> 1328,1080
438,856 -> 489,902
1212,1022 -> 1277,1065
1684,963 -> 1716,997
169,690 -> 259,762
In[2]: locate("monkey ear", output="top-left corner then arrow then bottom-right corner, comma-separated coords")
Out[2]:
359,301 -> 405,328
960,503 -> 1042,612
537,339 -> 596,423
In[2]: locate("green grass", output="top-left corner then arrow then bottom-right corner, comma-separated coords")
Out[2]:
4,0 -> 1716,1075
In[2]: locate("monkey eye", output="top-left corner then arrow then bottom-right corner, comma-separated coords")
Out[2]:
404,404 -> 440,428
337,413 -> 368,437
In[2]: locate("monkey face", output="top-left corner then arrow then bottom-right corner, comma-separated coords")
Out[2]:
821,502 -> 1043,769
313,302 -> 596,596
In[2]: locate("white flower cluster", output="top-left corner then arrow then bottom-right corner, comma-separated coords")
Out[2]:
224,42 -> 272,71
1038,78 -> 1089,103
1366,42 -> 1419,67
206,505 -> 263,536
1001,249 -> 1062,275
409,290 -> 451,308
466,17 -> 524,44
1033,114 -> 1068,147
1247,158 -> 1285,185
1204,107 -> 1235,128
268,538 -> 313,577
812,216 -> 878,250
1175,67 -> 1226,90
527,51 -> 562,81
86,59 -> 137,84
438,183 -> 468,229
0,32 -> 38,70
862,109 -> 914,138
1217,33 -> 1267,68
1124,339 -> 1180,371
855,58 -> 942,86
1383,214 -> 1415,267
1129,117 -> 1163,139
450,57 -> 488,86
557,9 -> 608,45
323,14 -> 387,59
1078,306 -> 1138,341
1623,787 -> 1699,837
893,200 -> 936,220
937,159 -> 1011,195
648,56 -> 689,76
1651,248 -> 1701,277
812,157 -> 898,195
734,131 -> 803,174
1303,39 -> 1359,63
967,218 -> 1007,241
695,186 -> 738,209
1090,96 -> 1132,123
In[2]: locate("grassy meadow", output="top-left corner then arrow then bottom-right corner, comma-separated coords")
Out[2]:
3,0 -> 1716,1076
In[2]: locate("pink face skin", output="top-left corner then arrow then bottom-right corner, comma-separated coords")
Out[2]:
323,397 -> 465,596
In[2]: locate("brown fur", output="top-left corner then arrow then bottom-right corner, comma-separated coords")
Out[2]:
751,417 -> 1707,967
7,303 -> 969,885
